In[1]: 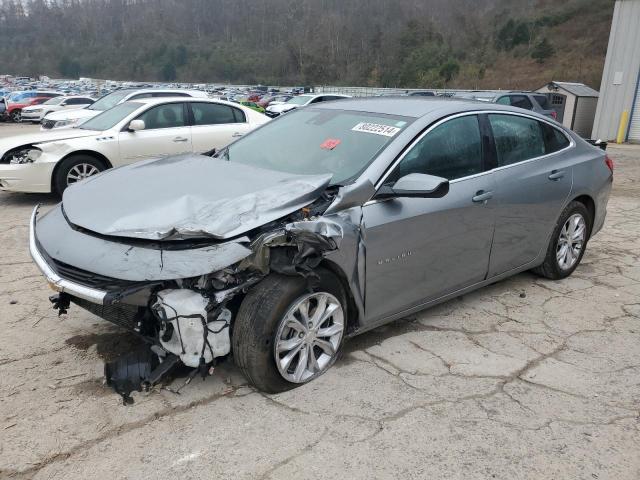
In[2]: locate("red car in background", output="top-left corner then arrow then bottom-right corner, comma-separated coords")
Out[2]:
3,91 -> 61,122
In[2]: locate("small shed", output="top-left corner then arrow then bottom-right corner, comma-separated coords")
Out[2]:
536,81 -> 599,137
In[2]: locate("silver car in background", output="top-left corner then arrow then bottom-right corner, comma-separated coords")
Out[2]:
30,98 -> 613,398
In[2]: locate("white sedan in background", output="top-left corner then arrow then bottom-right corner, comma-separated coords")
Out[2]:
21,95 -> 95,123
0,98 -> 269,194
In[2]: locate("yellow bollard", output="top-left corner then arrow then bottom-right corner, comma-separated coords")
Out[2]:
616,110 -> 629,144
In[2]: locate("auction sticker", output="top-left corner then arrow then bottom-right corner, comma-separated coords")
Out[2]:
352,122 -> 400,137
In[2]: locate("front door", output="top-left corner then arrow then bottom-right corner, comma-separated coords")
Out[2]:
117,102 -> 192,166
363,114 -> 496,323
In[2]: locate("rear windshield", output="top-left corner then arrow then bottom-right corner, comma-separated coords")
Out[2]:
223,108 -> 413,185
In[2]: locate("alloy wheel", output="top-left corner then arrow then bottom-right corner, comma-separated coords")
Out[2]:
66,163 -> 100,185
274,292 -> 344,383
556,213 -> 586,270
11,110 -> 21,122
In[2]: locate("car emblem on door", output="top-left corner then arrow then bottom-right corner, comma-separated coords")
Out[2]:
377,251 -> 412,265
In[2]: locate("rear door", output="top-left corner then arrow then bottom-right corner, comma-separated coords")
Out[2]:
189,102 -> 251,152
486,113 -> 573,277
117,102 -> 192,165
363,114 -> 496,323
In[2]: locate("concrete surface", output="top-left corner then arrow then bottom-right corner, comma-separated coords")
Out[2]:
0,125 -> 639,479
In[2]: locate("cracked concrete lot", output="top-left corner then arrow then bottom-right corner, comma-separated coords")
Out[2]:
0,123 -> 639,479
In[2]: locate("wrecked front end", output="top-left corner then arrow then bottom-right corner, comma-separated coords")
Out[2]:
29,187 -> 362,403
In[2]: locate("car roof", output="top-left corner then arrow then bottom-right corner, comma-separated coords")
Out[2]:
311,97 -> 552,120
126,97 -> 240,108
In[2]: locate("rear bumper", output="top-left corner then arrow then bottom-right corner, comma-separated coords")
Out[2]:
29,205 -> 108,304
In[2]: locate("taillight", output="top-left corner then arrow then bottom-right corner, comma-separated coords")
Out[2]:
605,155 -> 614,174
550,111 -> 557,120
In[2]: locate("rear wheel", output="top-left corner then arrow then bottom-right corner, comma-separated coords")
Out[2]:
532,201 -> 591,280
10,109 -> 21,122
233,269 -> 347,393
53,155 -> 105,195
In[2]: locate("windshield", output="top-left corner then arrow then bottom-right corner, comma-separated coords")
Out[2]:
77,102 -> 142,131
87,89 -> 133,111
222,108 -> 413,185
43,97 -> 64,105
286,96 -> 312,106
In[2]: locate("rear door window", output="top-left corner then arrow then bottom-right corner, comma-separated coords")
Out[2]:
508,95 -> 533,110
191,102 -> 244,125
489,114 -> 545,166
390,115 -> 483,181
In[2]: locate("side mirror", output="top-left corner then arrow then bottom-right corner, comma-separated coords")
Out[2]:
128,119 -> 145,132
376,173 -> 449,199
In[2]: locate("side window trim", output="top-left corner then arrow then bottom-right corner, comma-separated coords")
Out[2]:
374,110 -> 575,190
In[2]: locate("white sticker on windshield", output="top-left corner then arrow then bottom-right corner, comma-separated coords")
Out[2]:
352,122 -> 401,137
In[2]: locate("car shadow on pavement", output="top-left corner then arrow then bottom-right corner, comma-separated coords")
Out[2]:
0,191 -> 58,207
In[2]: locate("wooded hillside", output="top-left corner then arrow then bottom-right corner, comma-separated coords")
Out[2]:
0,0 -> 615,90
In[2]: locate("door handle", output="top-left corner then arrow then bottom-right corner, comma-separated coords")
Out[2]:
548,169 -> 565,180
472,190 -> 493,203
173,137 -> 188,143
231,132 -> 243,138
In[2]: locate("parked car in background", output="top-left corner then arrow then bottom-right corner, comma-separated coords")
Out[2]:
0,97 -> 6,118
29,98 -> 611,396
21,95 -> 94,123
407,90 -> 435,96
4,91 -> 62,122
0,98 -> 268,194
41,88 -> 208,129
491,92 -> 557,119
265,93 -> 350,117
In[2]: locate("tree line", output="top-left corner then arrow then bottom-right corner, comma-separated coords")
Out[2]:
0,0 -> 612,89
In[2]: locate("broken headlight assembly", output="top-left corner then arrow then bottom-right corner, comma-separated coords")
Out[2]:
6,148 -> 42,165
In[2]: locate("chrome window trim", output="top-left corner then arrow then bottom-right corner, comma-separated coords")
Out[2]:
372,109 -> 575,191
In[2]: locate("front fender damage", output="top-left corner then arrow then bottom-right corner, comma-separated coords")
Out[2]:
84,207 -> 363,404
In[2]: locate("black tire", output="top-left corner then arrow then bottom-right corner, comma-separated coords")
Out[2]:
53,154 -> 106,195
233,269 -> 347,393
10,109 -> 21,122
532,201 -> 591,280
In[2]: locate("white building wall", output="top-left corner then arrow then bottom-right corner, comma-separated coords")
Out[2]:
592,0 -> 640,141
573,97 -> 599,138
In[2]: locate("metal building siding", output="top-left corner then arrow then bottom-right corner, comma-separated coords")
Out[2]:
629,85 -> 640,141
592,0 -> 640,141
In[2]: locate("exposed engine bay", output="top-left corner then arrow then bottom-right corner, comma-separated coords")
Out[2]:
37,179 -> 364,404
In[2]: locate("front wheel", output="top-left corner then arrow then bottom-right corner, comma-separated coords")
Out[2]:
233,269 -> 347,393
532,201 -> 591,280
10,109 -> 21,122
53,155 -> 105,195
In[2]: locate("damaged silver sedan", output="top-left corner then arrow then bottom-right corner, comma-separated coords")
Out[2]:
30,98 -> 613,399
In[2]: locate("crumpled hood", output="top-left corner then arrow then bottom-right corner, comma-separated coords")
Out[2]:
62,154 -> 333,240
0,129 -> 101,156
